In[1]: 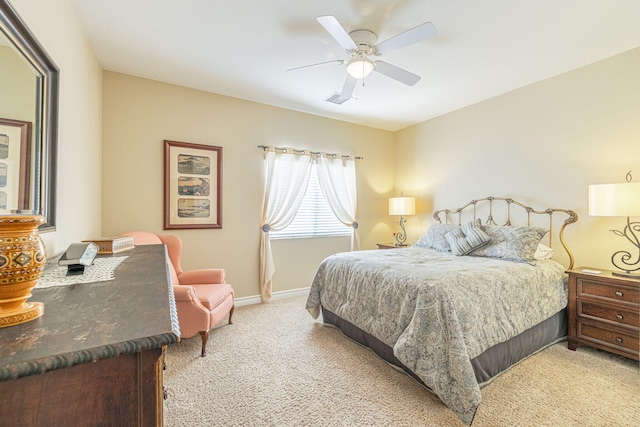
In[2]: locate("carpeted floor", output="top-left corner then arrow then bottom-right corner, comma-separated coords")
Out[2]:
163,294 -> 639,427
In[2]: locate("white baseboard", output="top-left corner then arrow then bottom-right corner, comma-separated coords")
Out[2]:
235,287 -> 310,307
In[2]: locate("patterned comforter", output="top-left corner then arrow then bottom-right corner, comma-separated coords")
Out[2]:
305,247 -> 567,425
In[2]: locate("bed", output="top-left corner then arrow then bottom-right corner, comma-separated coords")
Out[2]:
305,197 -> 578,425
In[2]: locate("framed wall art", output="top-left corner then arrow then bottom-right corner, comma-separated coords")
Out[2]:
0,117 -> 32,212
164,140 -> 222,229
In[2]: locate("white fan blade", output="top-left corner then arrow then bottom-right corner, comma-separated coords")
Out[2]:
317,16 -> 357,51
287,60 -> 345,73
339,75 -> 357,102
374,22 -> 436,55
373,61 -> 421,86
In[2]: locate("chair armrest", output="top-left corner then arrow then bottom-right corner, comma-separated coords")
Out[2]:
172,284 -> 199,302
172,285 -> 210,339
178,268 -> 226,285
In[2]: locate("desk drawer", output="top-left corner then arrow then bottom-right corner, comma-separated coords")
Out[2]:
578,323 -> 639,353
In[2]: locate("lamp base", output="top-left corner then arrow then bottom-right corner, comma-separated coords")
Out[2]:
611,271 -> 640,279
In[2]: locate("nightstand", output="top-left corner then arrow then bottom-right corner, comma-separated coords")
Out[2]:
566,267 -> 639,361
376,243 -> 409,249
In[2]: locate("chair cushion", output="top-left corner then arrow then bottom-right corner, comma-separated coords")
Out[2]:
191,283 -> 234,311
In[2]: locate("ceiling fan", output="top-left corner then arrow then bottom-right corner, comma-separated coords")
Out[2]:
289,16 -> 437,104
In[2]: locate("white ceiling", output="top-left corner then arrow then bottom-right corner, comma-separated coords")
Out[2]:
69,0 -> 640,132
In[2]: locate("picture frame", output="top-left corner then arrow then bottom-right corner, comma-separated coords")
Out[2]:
164,140 -> 222,229
0,118 -> 32,211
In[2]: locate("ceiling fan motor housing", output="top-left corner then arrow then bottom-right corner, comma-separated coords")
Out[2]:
348,29 -> 378,57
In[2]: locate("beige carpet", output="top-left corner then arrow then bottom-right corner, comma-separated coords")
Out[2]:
163,294 -> 639,427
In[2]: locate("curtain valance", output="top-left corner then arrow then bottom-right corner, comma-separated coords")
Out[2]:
257,145 -> 363,161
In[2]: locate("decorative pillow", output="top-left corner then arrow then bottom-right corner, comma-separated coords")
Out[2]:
534,243 -> 555,260
415,223 -> 458,252
444,219 -> 491,256
470,225 -> 549,263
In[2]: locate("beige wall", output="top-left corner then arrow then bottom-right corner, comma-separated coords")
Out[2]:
101,72 -> 395,299
7,0 -> 639,298
395,48 -> 640,270
12,0 -> 103,255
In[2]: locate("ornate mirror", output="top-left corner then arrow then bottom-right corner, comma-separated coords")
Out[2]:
0,0 -> 58,231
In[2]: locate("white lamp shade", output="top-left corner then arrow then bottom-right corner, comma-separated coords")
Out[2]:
589,182 -> 640,217
389,196 -> 415,216
347,58 -> 374,79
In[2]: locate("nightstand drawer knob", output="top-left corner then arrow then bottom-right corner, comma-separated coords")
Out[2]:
615,291 -> 623,297
616,314 -> 623,320
615,337 -> 623,343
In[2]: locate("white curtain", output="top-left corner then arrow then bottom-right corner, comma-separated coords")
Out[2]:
316,155 -> 360,251
259,150 -> 312,302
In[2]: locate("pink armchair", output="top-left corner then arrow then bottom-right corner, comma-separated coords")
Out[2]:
122,231 -> 235,357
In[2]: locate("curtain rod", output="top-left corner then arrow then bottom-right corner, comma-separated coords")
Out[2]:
257,145 -> 364,160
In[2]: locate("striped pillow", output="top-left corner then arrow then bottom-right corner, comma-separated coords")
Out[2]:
445,219 -> 491,256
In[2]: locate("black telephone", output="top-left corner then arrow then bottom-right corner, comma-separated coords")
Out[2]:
58,242 -> 99,275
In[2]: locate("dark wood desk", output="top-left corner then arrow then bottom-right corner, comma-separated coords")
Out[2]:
0,245 -> 179,426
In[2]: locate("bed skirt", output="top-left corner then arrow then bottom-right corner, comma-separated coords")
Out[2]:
321,307 -> 567,388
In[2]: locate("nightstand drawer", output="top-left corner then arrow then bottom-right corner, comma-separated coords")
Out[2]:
578,323 -> 639,353
578,278 -> 639,305
579,301 -> 639,328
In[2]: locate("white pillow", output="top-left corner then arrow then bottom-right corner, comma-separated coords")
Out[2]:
534,243 -> 555,260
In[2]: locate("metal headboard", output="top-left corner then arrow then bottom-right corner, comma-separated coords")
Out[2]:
433,196 -> 578,269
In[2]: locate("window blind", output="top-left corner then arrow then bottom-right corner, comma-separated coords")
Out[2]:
270,164 -> 350,239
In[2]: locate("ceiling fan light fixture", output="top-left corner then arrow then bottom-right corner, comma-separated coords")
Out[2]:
346,58 -> 374,79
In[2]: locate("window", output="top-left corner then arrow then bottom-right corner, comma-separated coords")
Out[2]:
270,164 -> 351,239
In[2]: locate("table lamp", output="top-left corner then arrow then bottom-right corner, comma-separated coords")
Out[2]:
588,171 -> 640,277
389,194 -> 415,246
